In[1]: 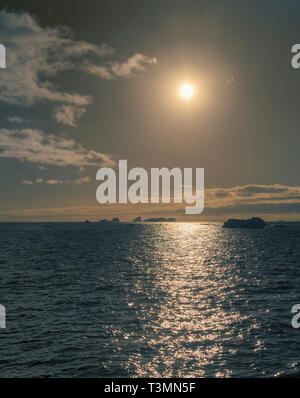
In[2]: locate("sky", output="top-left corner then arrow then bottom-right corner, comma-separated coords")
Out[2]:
0,0 -> 300,221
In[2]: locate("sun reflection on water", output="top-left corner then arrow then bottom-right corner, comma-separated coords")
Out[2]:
119,223 -> 265,377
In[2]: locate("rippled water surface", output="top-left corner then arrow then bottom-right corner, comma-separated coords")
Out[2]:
0,222 -> 300,377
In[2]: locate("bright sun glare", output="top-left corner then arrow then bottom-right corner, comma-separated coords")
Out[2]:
180,83 -> 194,99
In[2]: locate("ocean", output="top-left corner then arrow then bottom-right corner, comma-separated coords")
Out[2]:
0,222 -> 300,377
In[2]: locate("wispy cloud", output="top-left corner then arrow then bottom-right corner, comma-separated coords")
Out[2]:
0,10 -> 157,125
53,105 -> 87,127
73,176 -> 91,184
45,176 -> 91,185
111,53 -> 157,78
205,184 -> 300,206
7,116 -> 29,124
0,10 -> 95,106
2,184 -> 299,221
85,53 -> 157,79
0,128 -> 115,167
22,176 -> 91,185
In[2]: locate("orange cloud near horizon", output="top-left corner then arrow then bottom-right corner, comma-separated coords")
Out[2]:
1,183 -> 300,222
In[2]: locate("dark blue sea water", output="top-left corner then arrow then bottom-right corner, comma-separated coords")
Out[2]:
0,222 -> 300,377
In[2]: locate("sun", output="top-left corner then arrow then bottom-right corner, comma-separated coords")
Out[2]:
180,83 -> 194,99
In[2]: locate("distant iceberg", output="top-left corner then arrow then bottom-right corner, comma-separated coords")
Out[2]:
98,219 -> 109,224
144,217 -> 176,222
98,218 -> 120,224
133,216 -> 142,222
223,217 -> 265,229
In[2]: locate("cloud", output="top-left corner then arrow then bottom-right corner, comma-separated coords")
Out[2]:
0,199 -> 299,222
84,64 -> 113,80
5,183 -> 300,221
44,176 -> 91,185
205,184 -> 300,206
111,53 -> 157,78
0,128 -> 116,167
0,10 -> 157,109
21,175 -> 91,185
53,105 -> 86,127
73,176 -> 90,184
7,116 -> 28,123
46,179 -> 59,185
84,53 -> 157,79
0,10 -> 96,106
203,202 -> 300,216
